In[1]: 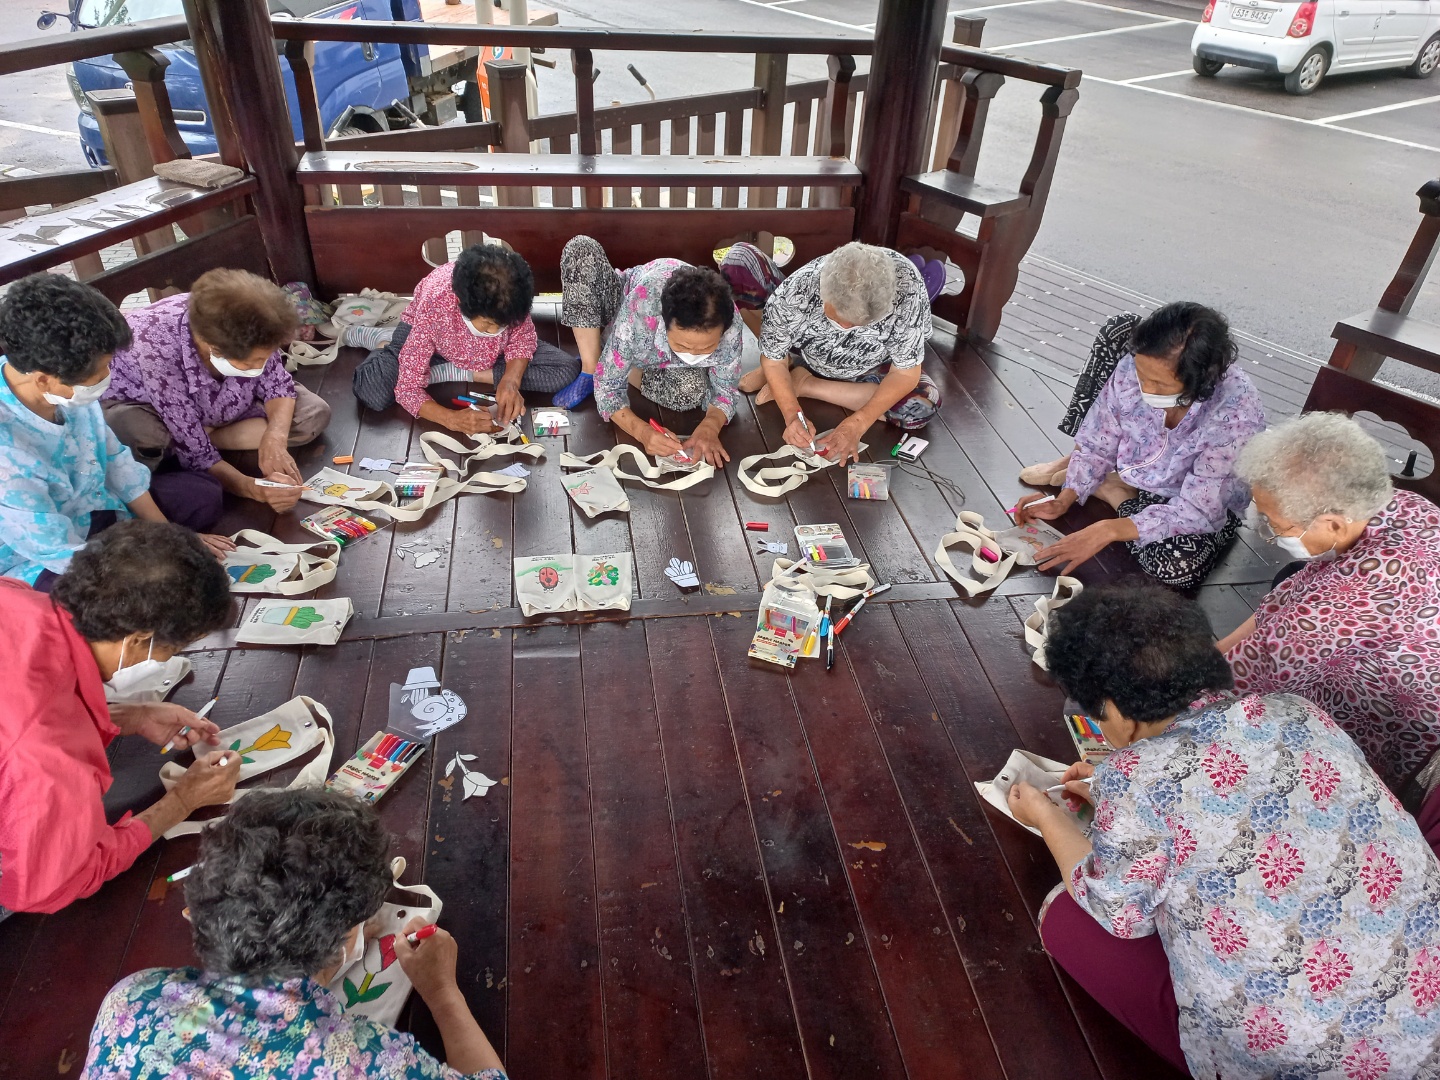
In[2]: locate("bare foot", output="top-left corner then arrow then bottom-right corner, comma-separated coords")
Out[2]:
1018,455 -> 1070,486
738,367 -> 768,393
1094,471 -> 1139,510
759,366 -> 810,406
756,383 -> 774,405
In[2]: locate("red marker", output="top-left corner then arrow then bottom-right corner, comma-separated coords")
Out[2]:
744,521 -> 769,532
406,923 -> 439,946
646,418 -> 691,461
452,397 -> 483,412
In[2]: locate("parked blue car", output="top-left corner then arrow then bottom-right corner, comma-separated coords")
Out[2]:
48,0 -> 495,166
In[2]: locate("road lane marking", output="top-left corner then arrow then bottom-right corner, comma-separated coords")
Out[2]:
953,0 -> 1064,12
1315,94 -> 1440,124
999,19 -> 1184,49
732,0 -> 872,30
1121,68 -> 1195,83
1085,73 -> 1440,153
0,117 -> 76,139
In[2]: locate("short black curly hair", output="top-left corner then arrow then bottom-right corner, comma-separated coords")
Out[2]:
51,520 -> 233,648
452,244 -> 535,325
1045,582 -> 1233,724
0,272 -> 131,383
186,789 -> 392,981
1129,301 -> 1236,406
660,266 -> 735,333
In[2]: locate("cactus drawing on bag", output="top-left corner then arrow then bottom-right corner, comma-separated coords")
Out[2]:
261,605 -> 326,629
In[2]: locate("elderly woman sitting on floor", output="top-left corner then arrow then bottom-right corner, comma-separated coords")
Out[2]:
1010,582 -> 1440,1078
556,235 -> 745,466
103,269 -> 331,515
746,241 -> 941,465
1014,303 -> 1266,589
1219,411 -> 1440,807
82,789 -> 506,1080
0,274 -> 232,591
0,521 -> 238,918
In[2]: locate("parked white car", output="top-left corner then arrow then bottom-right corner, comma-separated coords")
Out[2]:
1192,0 -> 1440,94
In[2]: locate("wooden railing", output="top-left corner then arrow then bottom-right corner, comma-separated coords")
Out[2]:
0,1 -> 1081,346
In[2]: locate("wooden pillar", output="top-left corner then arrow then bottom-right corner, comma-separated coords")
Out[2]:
749,53 -> 788,209
181,0 -> 244,168
854,0 -> 948,246
186,0 -> 314,284
487,58 -> 536,208
112,49 -> 189,165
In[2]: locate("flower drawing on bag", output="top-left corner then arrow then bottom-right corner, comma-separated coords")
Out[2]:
343,937 -> 398,1006
261,605 -> 326,629
227,562 -> 279,585
587,560 -> 620,587
228,724 -> 293,765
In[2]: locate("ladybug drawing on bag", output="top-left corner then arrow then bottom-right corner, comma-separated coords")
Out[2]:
537,565 -> 561,591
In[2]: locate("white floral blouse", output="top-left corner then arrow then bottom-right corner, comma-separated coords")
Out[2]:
1073,691 -> 1440,1080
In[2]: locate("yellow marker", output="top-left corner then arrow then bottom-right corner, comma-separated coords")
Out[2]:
802,626 -> 818,656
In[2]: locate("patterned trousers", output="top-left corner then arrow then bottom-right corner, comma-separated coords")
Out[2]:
1118,490 -> 1240,591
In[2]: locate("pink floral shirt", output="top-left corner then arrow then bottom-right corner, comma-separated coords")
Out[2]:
1228,490 -> 1440,796
1074,691 -> 1440,1079
393,262 -> 538,417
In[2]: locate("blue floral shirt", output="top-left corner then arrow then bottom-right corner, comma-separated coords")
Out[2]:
594,258 -> 744,422
0,360 -> 150,583
82,968 -> 508,1080
1074,691 -> 1440,1079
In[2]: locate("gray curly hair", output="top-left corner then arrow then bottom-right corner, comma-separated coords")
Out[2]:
186,789 -> 392,982
818,242 -> 897,326
1236,412 -> 1394,525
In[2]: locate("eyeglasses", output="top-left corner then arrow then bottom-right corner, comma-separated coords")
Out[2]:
1254,509 -> 1348,545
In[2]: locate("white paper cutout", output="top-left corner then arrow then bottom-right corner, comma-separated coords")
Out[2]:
495,462 -> 530,478
411,689 -> 468,736
446,752 -> 496,799
756,541 -> 789,555
401,667 -> 440,706
664,558 -> 700,589
359,457 -> 396,471
413,551 -> 442,569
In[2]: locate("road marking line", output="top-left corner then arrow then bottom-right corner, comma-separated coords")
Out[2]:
1121,68 -> 1195,83
1063,0 -> 1192,21
1315,93 -> 1440,124
732,0 -> 872,30
0,117 -> 76,139
1085,73 -> 1440,153
997,19 -> 1183,49
764,0 -> 811,6
953,0 -> 1062,13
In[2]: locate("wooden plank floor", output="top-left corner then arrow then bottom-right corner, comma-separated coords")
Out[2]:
0,261 -> 1310,1079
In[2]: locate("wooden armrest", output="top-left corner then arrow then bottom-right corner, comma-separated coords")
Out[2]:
900,171 -> 1030,218
1332,310 -> 1440,378
298,151 -> 864,189
0,175 -> 255,288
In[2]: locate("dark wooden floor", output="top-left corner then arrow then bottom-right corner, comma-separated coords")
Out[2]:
0,259 -> 1302,1080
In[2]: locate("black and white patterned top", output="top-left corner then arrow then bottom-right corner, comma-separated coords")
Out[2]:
757,249 -> 930,379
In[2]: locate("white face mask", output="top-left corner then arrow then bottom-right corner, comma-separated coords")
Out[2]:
1274,532 -> 1337,563
671,349 -> 714,366
211,353 -> 266,379
827,317 -> 863,334
464,318 -> 503,339
1140,391 -> 1182,410
104,637 -> 191,704
43,373 -> 111,408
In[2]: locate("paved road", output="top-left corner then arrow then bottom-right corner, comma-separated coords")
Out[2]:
6,0 -> 1439,397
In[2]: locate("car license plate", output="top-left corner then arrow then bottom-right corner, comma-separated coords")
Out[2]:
1230,5 -> 1274,23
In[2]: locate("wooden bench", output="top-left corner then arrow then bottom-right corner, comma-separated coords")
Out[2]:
296,150 -> 863,295
0,174 -> 265,303
894,31 -> 1081,344
1302,177 -> 1440,500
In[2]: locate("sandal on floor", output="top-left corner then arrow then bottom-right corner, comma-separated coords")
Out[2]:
1025,576 -> 1083,670
552,372 -> 594,409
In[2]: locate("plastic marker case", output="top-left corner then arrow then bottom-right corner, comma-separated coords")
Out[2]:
326,731 -> 426,804
301,505 -> 380,546
793,523 -> 860,567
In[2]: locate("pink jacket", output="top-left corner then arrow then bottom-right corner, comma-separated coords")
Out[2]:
0,579 -> 150,913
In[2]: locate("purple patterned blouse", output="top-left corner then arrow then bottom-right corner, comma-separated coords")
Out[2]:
105,294 -> 296,472
1065,356 -> 1266,546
